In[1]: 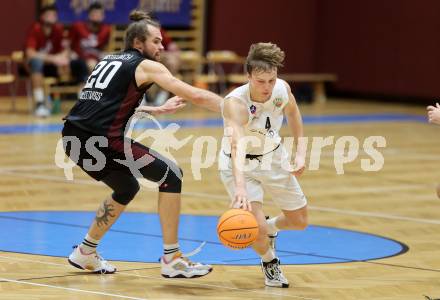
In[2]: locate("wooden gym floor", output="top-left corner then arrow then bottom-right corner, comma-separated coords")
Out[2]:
0,97 -> 439,300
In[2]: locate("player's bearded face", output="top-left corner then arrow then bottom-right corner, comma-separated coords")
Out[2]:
142,26 -> 164,62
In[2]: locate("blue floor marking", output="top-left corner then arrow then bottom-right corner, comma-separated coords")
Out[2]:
0,113 -> 427,135
0,211 -> 407,265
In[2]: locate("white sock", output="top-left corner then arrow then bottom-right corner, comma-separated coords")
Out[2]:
267,216 -> 280,235
33,88 -> 44,104
261,248 -> 275,263
163,243 -> 180,262
80,234 -> 100,254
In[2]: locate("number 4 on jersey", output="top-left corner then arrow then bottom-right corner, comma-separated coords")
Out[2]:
265,117 -> 271,130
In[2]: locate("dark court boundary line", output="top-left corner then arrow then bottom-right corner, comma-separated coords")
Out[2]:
0,266 -> 160,283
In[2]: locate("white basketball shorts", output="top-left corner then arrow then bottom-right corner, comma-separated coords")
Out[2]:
219,145 -> 307,211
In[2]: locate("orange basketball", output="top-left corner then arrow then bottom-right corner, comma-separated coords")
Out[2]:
216,209 -> 259,250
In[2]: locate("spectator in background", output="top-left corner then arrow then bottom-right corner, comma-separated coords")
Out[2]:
69,2 -> 111,82
160,28 -> 180,75
25,4 -> 69,117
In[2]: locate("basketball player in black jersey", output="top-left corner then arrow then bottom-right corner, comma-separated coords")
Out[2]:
62,11 -> 221,278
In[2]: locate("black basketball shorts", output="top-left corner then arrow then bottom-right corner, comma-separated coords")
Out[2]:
61,121 -> 182,193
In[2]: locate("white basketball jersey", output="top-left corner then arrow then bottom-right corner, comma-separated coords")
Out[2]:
221,79 -> 289,155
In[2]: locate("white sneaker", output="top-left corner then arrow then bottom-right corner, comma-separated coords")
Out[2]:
34,104 -> 50,118
161,251 -> 213,278
261,258 -> 289,288
68,245 -> 116,274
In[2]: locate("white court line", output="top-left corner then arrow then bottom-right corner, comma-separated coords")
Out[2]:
0,164 -> 57,171
116,271 -> 317,300
0,168 -> 439,225
183,191 -> 440,225
0,169 -> 102,186
0,255 -> 318,300
0,166 -> 434,196
0,254 -> 67,267
0,277 -> 148,300
309,207 -> 440,225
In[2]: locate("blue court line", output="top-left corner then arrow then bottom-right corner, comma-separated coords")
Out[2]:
0,113 -> 427,135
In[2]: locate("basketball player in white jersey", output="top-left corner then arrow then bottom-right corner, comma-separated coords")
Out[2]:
427,102 -> 440,198
219,43 -> 308,288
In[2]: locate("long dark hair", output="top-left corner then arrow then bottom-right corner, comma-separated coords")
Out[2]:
124,10 -> 160,50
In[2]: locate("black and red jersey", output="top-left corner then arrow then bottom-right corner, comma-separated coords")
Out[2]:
65,48 -> 150,138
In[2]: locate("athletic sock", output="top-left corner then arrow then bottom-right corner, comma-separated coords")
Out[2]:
163,243 -> 180,262
267,216 -> 280,235
79,234 -> 100,254
261,248 -> 276,263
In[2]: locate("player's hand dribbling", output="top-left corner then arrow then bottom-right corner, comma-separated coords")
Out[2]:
230,186 -> 252,211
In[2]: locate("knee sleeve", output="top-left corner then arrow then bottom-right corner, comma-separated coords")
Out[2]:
102,172 -> 140,205
28,58 -> 44,73
134,143 -> 183,193
112,180 -> 140,205
159,167 -> 183,193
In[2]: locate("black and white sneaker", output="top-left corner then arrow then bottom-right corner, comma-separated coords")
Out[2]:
260,258 -> 289,288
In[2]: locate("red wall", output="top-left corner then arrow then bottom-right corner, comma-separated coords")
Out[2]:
316,0 -> 440,98
0,1 -> 36,96
207,0 -> 318,73
208,0 -> 440,99
0,1 -> 36,55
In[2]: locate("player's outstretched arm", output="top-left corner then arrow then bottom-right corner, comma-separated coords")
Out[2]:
223,98 -> 252,211
282,81 -> 306,177
136,60 -> 222,112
